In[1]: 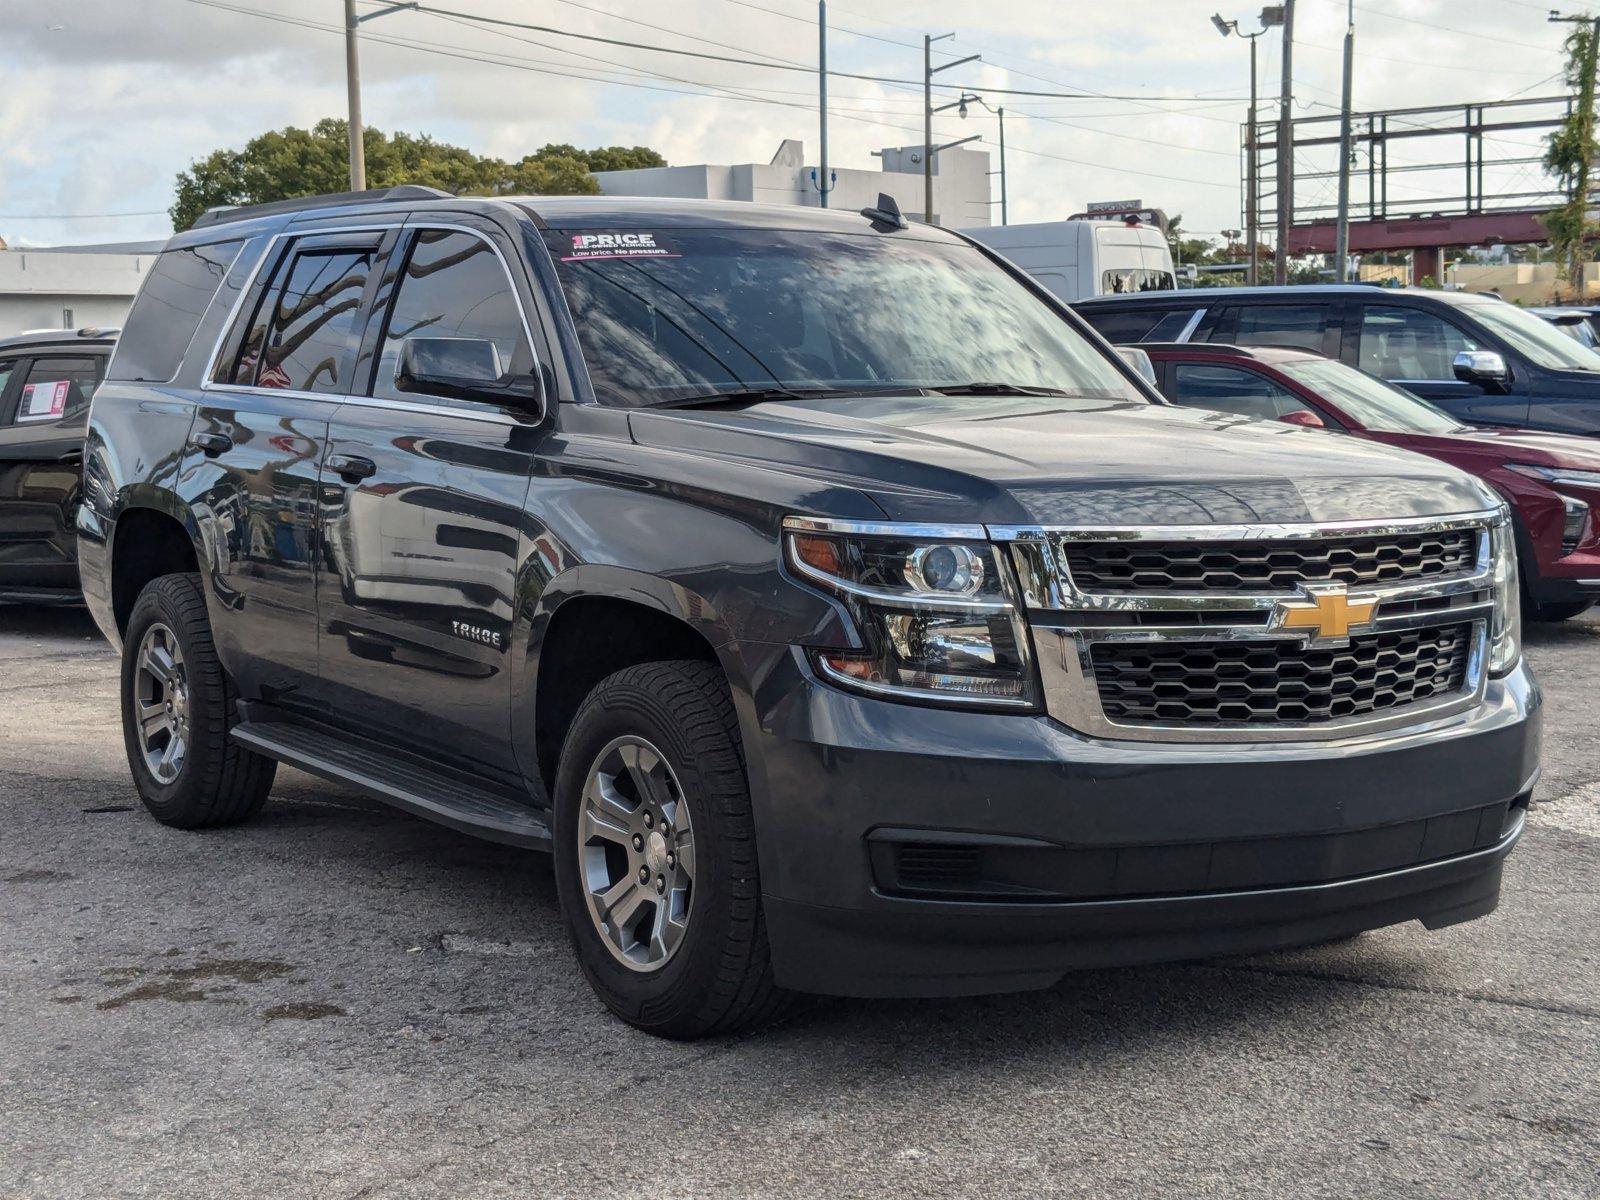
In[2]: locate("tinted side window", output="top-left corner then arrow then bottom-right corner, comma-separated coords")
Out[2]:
372,230 -> 529,401
1170,363 -> 1312,420
11,355 -> 105,425
1229,305 -> 1332,352
1078,306 -> 1172,344
1358,305 -> 1479,381
233,247 -> 373,393
107,241 -> 243,382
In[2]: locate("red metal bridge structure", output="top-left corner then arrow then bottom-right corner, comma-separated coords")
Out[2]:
1246,95 -> 1573,279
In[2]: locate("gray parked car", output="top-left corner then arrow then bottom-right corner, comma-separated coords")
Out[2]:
78,188 -> 1539,1036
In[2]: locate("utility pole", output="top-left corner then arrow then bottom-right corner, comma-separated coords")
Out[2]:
818,1 -> 829,208
996,106 -> 1008,225
1335,0 -> 1355,282
342,1 -> 419,193
344,0 -> 364,191
923,35 -> 979,225
1275,0 -> 1296,284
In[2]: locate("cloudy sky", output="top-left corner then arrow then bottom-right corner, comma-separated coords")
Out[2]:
0,0 -> 1577,248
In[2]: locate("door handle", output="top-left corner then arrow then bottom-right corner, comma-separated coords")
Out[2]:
327,452 -> 377,483
192,431 -> 233,456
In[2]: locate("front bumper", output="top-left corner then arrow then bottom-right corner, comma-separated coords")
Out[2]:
745,649 -> 1541,998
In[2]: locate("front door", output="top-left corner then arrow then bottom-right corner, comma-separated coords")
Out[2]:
314,220 -> 544,779
1352,302 -> 1531,428
188,230 -> 389,707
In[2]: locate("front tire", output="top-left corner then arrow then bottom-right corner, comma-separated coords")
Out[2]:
552,659 -> 790,1038
120,573 -> 275,828
1526,598 -> 1594,623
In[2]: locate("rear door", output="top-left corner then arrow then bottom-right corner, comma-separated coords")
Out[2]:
313,215 -> 545,778
193,228 -> 392,708
1205,301 -> 1341,356
1350,300 -> 1530,428
0,349 -> 104,596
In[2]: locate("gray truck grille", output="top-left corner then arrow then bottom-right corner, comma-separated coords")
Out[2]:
1090,622 -> 1474,725
1062,528 -> 1478,594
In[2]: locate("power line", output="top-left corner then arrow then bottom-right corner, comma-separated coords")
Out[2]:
0,210 -> 168,220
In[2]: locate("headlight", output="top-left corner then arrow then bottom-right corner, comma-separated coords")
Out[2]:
783,517 -> 1037,708
1488,515 -> 1521,676
1505,463 -> 1595,552
1506,463 -> 1600,489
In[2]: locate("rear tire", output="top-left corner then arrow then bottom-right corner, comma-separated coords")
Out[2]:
120,573 -> 275,828
552,659 -> 791,1039
1526,599 -> 1594,623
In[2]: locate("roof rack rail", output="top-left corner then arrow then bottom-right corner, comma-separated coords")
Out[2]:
191,185 -> 455,229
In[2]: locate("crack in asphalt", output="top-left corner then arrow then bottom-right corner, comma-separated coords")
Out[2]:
1193,961 -> 1600,1022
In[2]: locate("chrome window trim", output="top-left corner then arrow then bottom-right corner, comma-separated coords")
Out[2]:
1174,308 -> 1205,343
198,220 -> 545,424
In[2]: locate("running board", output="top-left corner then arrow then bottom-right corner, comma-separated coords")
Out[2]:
232,721 -> 551,850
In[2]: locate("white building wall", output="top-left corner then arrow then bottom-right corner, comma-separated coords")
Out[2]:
0,250 -> 152,337
593,141 -> 993,228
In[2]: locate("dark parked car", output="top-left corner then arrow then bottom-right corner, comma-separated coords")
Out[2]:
0,327 -> 115,603
1075,285 -> 1600,436
79,189 -> 1538,1037
1140,343 -> 1600,622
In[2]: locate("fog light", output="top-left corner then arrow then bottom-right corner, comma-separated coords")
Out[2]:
1562,496 -> 1589,554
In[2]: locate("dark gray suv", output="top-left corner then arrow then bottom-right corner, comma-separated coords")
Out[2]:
79,188 -> 1539,1036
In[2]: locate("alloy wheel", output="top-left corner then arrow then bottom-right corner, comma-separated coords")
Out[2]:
133,623 -> 190,785
577,735 -> 697,972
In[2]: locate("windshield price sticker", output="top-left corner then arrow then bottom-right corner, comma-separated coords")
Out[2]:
19,379 -> 71,422
563,232 -> 677,262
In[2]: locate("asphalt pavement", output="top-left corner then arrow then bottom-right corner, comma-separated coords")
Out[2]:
2,605 -> 1597,1198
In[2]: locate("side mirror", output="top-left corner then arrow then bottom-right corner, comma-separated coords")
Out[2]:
1453,349 -> 1510,392
1277,409 -> 1326,428
396,337 -> 538,406
1114,346 -> 1158,387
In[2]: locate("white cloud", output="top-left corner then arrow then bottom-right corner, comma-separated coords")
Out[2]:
0,0 -> 1571,247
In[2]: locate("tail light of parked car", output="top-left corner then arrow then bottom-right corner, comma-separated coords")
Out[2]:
782,518 -> 1038,709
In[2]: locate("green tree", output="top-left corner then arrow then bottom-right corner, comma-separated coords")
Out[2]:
169,120 -> 665,230
1543,22 -> 1600,299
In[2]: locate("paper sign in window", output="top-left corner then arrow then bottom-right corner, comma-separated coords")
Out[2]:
18,379 -> 71,422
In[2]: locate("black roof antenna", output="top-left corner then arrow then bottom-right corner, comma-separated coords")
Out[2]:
860,192 -> 908,232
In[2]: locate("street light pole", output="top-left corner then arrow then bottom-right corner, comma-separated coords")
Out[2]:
1335,0 -> 1355,281
1214,14 -> 1272,285
997,106 -> 1007,225
923,35 -> 978,225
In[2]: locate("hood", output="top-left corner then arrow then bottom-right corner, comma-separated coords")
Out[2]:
628,395 -> 1495,527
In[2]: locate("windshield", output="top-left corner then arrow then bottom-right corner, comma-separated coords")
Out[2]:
1468,300 -> 1600,372
1281,358 -> 1464,434
543,228 -> 1143,407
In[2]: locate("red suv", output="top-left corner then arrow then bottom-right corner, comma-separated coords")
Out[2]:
1141,343 -> 1600,622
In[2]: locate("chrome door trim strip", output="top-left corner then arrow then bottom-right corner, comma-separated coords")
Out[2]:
197,219 -> 545,423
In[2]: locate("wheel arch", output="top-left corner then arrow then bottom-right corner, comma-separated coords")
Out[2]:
521,565 -> 756,802
108,490 -> 207,637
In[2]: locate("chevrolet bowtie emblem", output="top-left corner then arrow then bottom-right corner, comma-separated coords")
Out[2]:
1272,584 -> 1378,645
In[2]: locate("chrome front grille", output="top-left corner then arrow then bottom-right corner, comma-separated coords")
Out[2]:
1060,528 -> 1478,593
1090,622 -> 1474,725
1002,512 -> 1501,744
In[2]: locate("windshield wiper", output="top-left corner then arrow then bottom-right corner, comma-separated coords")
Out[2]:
928,381 -> 1074,397
653,384 -> 926,410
